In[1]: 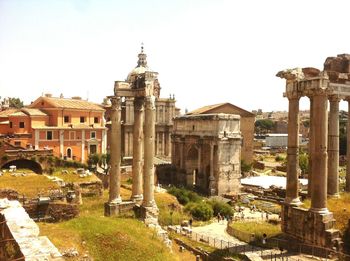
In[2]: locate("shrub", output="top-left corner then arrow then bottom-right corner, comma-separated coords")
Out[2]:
186,202 -> 213,221
275,155 -> 284,162
208,199 -> 233,217
167,186 -> 202,205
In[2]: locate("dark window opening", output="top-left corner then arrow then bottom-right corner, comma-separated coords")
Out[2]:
192,125 -> 195,131
47,131 -> 53,140
64,116 -> 70,123
80,116 -> 85,123
14,141 -> 21,146
94,117 -> 99,123
9,122 -> 12,128
19,122 -> 25,128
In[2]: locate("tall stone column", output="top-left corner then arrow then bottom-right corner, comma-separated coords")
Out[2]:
310,92 -> 328,213
131,97 -> 144,201
167,132 -> 171,157
142,96 -> 157,208
308,97 -> 314,197
108,97 -> 122,204
208,142 -> 216,195
346,99 -> 350,192
328,96 -> 340,197
285,96 -> 301,205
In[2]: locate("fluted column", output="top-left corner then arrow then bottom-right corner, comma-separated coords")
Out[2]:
131,97 -> 144,201
108,97 -> 122,204
310,92 -> 328,213
346,99 -> 350,192
142,96 -> 157,208
328,96 -> 340,197
285,96 -> 301,205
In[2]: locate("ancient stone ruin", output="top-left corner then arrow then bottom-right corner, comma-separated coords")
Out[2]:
104,46 -> 160,224
0,199 -> 63,260
276,54 -> 350,249
171,113 -> 242,196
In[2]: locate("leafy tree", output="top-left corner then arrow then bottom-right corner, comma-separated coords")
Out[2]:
255,119 -> 275,134
299,152 -> 309,175
185,202 -> 213,221
8,97 -> 24,108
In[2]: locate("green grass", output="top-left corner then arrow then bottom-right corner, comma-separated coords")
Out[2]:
39,190 -> 178,261
303,192 -> 350,232
155,192 -> 190,226
0,171 -> 60,198
50,167 -> 99,183
230,220 -> 282,247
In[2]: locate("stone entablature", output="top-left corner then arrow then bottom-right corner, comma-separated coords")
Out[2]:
173,114 -> 241,139
172,113 -> 242,196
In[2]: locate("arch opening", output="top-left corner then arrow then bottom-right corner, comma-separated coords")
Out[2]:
1,159 -> 43,174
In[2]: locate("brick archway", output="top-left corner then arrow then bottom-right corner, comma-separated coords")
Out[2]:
1,159 -> 43,174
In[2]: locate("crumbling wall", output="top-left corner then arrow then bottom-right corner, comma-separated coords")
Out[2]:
0,199 -> 63,260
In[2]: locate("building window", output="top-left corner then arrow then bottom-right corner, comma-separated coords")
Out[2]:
47,131 -> 53,140
19,122 -> 25,128
64,116 -> 70,123
9,122 -> 12,128
94,117 -> 99,123
67,148 -> 72,158
80,116 -> 85,123
91,131 -> 96,139
69,131 -> 76,140
14,141 -> 21,146
90,144 -> 97,154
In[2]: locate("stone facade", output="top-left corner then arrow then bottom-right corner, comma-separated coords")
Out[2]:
172,113 -> 242,196
187,103 -> 254,164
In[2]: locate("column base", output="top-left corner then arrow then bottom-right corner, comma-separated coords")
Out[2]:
110,196 -> 122,204
104,200 -> 136,217
104,201 -> 121,217
131,194 -> 143,202
309,207 -> 329,214
284,197 -> 302,206
327,193 -> 340,199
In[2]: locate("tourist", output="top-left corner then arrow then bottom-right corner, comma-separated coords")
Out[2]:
217,213 -> 221,223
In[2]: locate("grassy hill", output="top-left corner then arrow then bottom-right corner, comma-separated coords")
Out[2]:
38,189 -> 181,261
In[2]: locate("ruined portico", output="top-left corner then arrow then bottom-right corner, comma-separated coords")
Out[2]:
104,46 -> 159,224
276,54 -> 350,248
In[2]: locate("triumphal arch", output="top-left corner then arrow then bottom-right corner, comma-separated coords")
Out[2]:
277,54 -> 350,248
104,46 -> 159,224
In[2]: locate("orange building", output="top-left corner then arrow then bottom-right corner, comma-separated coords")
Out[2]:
0,94 -> 107,163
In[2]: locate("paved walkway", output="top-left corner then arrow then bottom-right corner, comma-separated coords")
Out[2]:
189,212 -> 324,261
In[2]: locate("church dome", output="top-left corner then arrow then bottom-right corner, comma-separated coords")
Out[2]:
126,45 -> 151,83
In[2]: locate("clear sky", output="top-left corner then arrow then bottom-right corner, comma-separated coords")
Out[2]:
1,0 -> 350,113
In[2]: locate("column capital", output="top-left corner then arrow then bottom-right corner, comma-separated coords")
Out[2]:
328,95 -> 341,103
110,96 -> 122,111
286,92 -> 301,100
